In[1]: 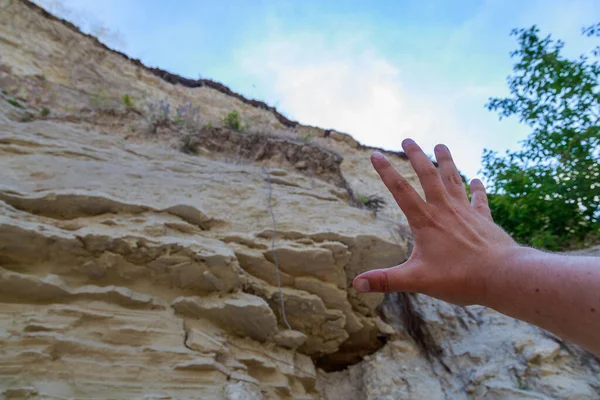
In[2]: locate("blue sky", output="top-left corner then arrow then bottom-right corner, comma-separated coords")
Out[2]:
35,0 -> 600,179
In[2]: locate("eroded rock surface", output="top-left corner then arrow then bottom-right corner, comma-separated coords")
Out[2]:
0,1 -> 598,399
317,293 -> 600,399
0,112 -> 403,398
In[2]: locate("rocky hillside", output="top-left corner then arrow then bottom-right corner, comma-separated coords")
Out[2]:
0,0 -> 598,399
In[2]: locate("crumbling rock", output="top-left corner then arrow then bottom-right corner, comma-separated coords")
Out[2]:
184,126 -> 349,188
172,293 -> 279,342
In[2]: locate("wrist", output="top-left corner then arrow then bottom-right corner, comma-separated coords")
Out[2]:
478,244 -> 540,308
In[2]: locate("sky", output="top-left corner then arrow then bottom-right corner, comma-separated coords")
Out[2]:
34,0 -> 600,179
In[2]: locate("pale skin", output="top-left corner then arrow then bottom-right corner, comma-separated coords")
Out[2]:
353,139 -> 600,356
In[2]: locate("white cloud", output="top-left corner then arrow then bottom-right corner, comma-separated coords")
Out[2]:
238,33 -> 492,178
236,0 -> 599,179
242,37 -> 421,146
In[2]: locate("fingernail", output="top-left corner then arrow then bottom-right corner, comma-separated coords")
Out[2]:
402,138 -> 415,146
354,278 -> 370,292
371,151 -> 386,160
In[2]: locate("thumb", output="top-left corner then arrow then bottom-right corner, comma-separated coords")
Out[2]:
353,262 -> 419,293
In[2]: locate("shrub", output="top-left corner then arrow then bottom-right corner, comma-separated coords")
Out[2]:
174,102 -> 202,129
145,99 -> 171,134
147,99 -> 170,122
122,93 -> 133,108
40,107 -> 50,117
224,110 -> 241,131
145,99 -> 204,134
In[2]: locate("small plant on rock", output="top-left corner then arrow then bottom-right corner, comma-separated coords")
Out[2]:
301,133 -> 313,143
181,134 -> 199,155
357,194 -> 386,214
148,99 -> 170,122
224,110 -> 241,131
174,102 -> 202,129
122,93 -> 133,108
6,98 -> 23,109
40,107 -> 50,117
146,99 -> 171,133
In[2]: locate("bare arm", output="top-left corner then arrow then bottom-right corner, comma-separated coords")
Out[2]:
353,139 -> 600,355
486,248 -> 600,354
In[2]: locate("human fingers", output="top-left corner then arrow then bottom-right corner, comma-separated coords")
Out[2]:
470,179 -> 493,221
434,144 -> 469,205
371,151 -> 428,224
402,139 -> 448,205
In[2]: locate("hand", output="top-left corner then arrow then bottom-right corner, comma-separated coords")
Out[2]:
353,139 -> 520,306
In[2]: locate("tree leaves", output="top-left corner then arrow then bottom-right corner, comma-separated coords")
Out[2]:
483,24 -> 600,250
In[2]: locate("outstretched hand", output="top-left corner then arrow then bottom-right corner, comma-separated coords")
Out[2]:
353,139 -> 519,306
354,139 -> 600,354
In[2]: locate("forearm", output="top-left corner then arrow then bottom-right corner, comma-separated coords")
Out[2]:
482,247 -> 600,355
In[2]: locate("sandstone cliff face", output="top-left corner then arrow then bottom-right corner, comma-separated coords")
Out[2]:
0,1 -> 598,399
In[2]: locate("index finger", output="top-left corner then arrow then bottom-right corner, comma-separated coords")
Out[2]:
371,152 -> 427,222
402,139 -> 448,205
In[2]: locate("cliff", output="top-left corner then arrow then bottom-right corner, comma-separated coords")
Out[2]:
0,0 -> 598,399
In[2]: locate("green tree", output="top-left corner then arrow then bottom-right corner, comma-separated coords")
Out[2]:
483,24 -> 600,250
